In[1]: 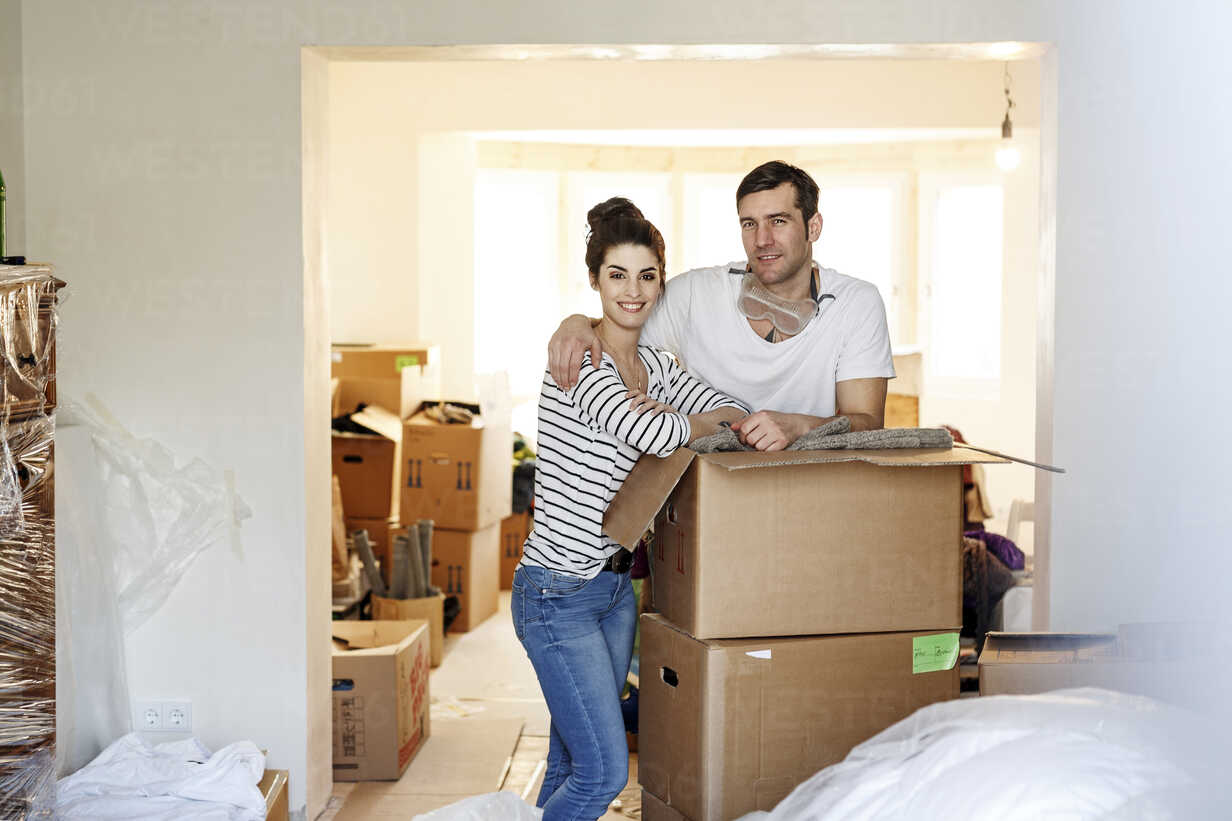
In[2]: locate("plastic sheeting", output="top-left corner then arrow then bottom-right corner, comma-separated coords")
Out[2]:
0,264 -> 60,818
413,791 -> 542,821
54,398 -> 251,776
60,397 -> 252,636
738,688 -> 1225,820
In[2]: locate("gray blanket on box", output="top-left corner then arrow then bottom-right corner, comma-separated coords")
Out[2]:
688,416 -> 954,453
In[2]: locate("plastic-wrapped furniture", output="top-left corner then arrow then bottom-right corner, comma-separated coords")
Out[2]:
0,263 -> 62,819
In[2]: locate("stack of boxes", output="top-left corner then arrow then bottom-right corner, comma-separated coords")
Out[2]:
602,446 -> 1004,821
0,263 -> 62,816
331,345 -> 438,583
330,344 -> 512,634
399,400 -> 511,632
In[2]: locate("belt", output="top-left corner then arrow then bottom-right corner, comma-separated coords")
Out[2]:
600,550 -> 633,574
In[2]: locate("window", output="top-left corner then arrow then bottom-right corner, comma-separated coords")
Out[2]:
919,176 -> 1004,395
473,169 -> 561,439
680,173 -> 746,273
815,180 -> 905,339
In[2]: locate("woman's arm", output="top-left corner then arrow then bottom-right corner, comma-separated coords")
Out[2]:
660,355 -> 751,416
687,406 -> 745,440
566,354 -> 692,457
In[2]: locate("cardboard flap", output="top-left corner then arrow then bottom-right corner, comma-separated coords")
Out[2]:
603,449 -> 697,549
980,632 -> 1119,664
350,405 -> 403,441
697,446 -> 1008,470
332,620 -> 425,653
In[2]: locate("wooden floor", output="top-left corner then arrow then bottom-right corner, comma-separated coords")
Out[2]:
318,592 -> 641,820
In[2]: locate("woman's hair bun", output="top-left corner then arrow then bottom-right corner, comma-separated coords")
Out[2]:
586,197 -> 645,233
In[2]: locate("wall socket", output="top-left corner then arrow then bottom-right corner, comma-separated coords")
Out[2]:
133,700 -> 192,732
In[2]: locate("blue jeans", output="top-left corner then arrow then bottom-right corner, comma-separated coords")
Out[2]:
512,564 -> 636,821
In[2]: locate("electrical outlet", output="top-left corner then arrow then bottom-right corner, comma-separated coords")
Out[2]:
134,700 -> 163,730
165,701 -> 192,731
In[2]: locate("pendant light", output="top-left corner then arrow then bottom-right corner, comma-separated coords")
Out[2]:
995,62 -> 1021,172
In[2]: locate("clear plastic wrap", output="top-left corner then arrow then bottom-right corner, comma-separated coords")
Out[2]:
0,263 -> 61,819
58,396 -> 252,636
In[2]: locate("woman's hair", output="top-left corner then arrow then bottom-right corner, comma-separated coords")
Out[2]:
584,197 -> 666,286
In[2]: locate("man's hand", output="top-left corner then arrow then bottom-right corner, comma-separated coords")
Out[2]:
730,411 -> 811,452
548,315 -> 602,390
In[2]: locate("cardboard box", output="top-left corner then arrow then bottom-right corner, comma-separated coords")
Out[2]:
606,447 -> 1005,640
400,402 -> 512,531
331,620 -> 431,781
978,631 -> 1188,703
332,406 -> 403,520
639,615 -> 960,821
642,789 -> 691,821
345,515 -> 400,585
431,524 -> 499,633
258,770 -> 289,821
372,592 -> 446,667
499,512 -> 532,590
331,343 -> 440,419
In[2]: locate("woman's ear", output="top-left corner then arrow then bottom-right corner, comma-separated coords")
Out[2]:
590,272 -> 599,291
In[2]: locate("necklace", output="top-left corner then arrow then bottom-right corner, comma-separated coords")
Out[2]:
596,327 -> 647,393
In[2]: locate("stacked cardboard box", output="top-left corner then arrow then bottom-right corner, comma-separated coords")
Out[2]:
605,446 -> 1004,820
330,344 -> 440,587
399,401 -> 510,632
499,511 -> 532,590
0,264 -> 62,817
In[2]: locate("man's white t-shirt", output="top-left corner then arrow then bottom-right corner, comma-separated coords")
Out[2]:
640,262 -> 895,417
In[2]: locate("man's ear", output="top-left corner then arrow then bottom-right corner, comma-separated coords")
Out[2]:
808,213 -> 823,243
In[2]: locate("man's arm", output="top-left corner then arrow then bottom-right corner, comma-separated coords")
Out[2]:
687,407 -> 746,440
730,377 -> 889,451
548,315 -> 602,391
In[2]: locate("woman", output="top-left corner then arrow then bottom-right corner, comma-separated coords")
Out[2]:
513,198 -> 749,820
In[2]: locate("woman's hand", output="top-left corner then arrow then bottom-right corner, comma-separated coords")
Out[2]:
626,390 -> 677,417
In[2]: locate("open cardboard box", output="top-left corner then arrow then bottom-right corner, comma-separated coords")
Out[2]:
639,614 -> 960,821
979,624 -> 1208,705
331,343 -> 440,419
605,446 -> 1006,639
400,402 -> 512,531
331,620 -> 431,781
332,406 -> 403,520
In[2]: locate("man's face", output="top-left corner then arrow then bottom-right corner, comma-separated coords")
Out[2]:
738,183 -> 822,288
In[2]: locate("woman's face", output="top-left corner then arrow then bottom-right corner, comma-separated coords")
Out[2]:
592,243 -> 663,331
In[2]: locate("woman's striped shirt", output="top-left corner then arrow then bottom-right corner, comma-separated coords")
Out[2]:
521,346 -> 749,578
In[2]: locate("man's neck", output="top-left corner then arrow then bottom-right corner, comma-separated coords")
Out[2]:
762,260 -> 817,302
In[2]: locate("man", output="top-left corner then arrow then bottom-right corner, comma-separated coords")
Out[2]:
549,161 -> 894,451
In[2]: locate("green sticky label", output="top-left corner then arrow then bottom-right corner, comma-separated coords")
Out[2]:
912,632 -> 960,674
394,355 -> 420,371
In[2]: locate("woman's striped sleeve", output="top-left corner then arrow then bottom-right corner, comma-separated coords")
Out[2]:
566,353 -> 691,457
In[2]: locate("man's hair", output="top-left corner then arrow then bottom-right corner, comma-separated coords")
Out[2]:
736,161 -> 820,223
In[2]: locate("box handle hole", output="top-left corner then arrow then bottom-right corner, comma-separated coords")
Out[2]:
660,667 -> 678,688
342,455 -> 363,464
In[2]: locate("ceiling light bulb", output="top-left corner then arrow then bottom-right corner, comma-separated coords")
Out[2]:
996,143 -> 1021,171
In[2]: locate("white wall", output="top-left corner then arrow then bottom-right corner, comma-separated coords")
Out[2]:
0,0 -> 23,254
18,0 -> 1232,814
